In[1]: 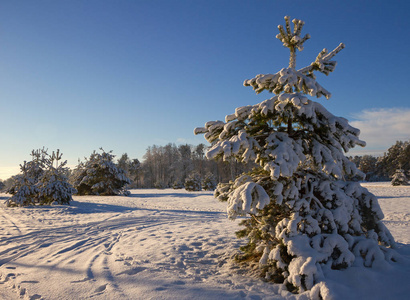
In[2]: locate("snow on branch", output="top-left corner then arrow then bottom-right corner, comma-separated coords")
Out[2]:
298,43 -> 345,76
244,67 -> 333,99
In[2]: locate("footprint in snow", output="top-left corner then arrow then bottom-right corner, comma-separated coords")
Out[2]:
94,284 -> 107,293
190,242 -> 203,247
116,267 -> 146,276
70,277 -> 93,283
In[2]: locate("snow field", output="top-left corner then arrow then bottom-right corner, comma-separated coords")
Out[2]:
0,183 -> 409,300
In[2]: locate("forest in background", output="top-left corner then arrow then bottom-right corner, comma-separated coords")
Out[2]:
0,139 -> 409,191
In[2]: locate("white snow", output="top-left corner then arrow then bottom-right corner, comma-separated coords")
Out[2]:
0,182 -> 409,299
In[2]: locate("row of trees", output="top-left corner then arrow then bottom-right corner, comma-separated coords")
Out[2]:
348,139 -> 410,182
118,140 -> 410,188
2,144 -> 240,206
1,139 -> 408,199
117,143 -> 253,189
4,148 -> 131,206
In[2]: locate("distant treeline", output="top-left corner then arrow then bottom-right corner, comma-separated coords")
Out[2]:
115,143 -> 254,189
106,139 -> 410,187
348,140 -> 410,181
1,140 -> 408,191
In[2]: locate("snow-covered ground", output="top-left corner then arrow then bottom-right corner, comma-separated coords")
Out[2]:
0,182 -> 409,299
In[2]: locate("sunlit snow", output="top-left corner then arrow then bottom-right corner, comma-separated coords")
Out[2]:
0,183 -> 409,299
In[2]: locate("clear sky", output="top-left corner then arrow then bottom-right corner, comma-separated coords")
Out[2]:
1,0 -> 410,179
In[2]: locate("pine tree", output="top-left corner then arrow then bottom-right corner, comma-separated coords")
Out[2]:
195,16 -> 396,295
172,180 -> 184,189
37,150 -> 77,205
6,148 -> 48,206
6,161 -> 39,207
391,169 -> 408,186
202,172 -> 217,191
72,148 -> 130,196
6,149 -> 48,203
6,149 -> 75,206
184,172 -> 202,191
376,140 -> 410,179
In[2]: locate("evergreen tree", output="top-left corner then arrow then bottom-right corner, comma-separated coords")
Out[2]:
358,155 -> 378,181
6,149 -> 75,206
117,153 -> 131,175
6,148 -> 48,201
6,161 -> 39,207
72,148 -> 130,196
184,172 -> 202,191
128,158 -> 141,188
195,16 -> 396,295
202,172 -> 217,191
37,150 -> 77,205
117,153 -> 141,188
391,169 -> 408,186
172,180 -> 184,189
376,140 -> 410,179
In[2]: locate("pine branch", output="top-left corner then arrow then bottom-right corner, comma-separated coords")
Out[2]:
298,43 -> 345,75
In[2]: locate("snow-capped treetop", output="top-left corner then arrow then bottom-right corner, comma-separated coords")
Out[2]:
243,16 -> 344,98
195,17 -> 363,182
244,43 -> 344,98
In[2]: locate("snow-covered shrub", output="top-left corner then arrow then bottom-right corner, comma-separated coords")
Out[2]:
6,162 -> 40,207
195,16 -> 396,296
155,181 -> 167,189
7,149 -> 46,197
37,150 -> 77,205
391,169 -> 408,186
172,180 -> 184,189
6,149 -> 76,206
185,172 -> 202,191
71,148 -> 130,196
202,172 -> 217,191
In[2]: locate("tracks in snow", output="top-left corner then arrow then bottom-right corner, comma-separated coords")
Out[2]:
0,203 -> 229,299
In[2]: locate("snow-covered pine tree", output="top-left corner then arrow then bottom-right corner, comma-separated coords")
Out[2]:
72,148 -> 130,196
195,16 -> 396,296
37,149 -> 77,205
173,180 -> 184,189
6,148 -> 47,206
7,149 -> 76,206
391,169 -> 408,186
202,172 -> 217,191
6,161 -> 40,207
185,172 -> 202,191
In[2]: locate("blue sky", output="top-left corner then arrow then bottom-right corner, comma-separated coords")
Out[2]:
1,0 -> 410,179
